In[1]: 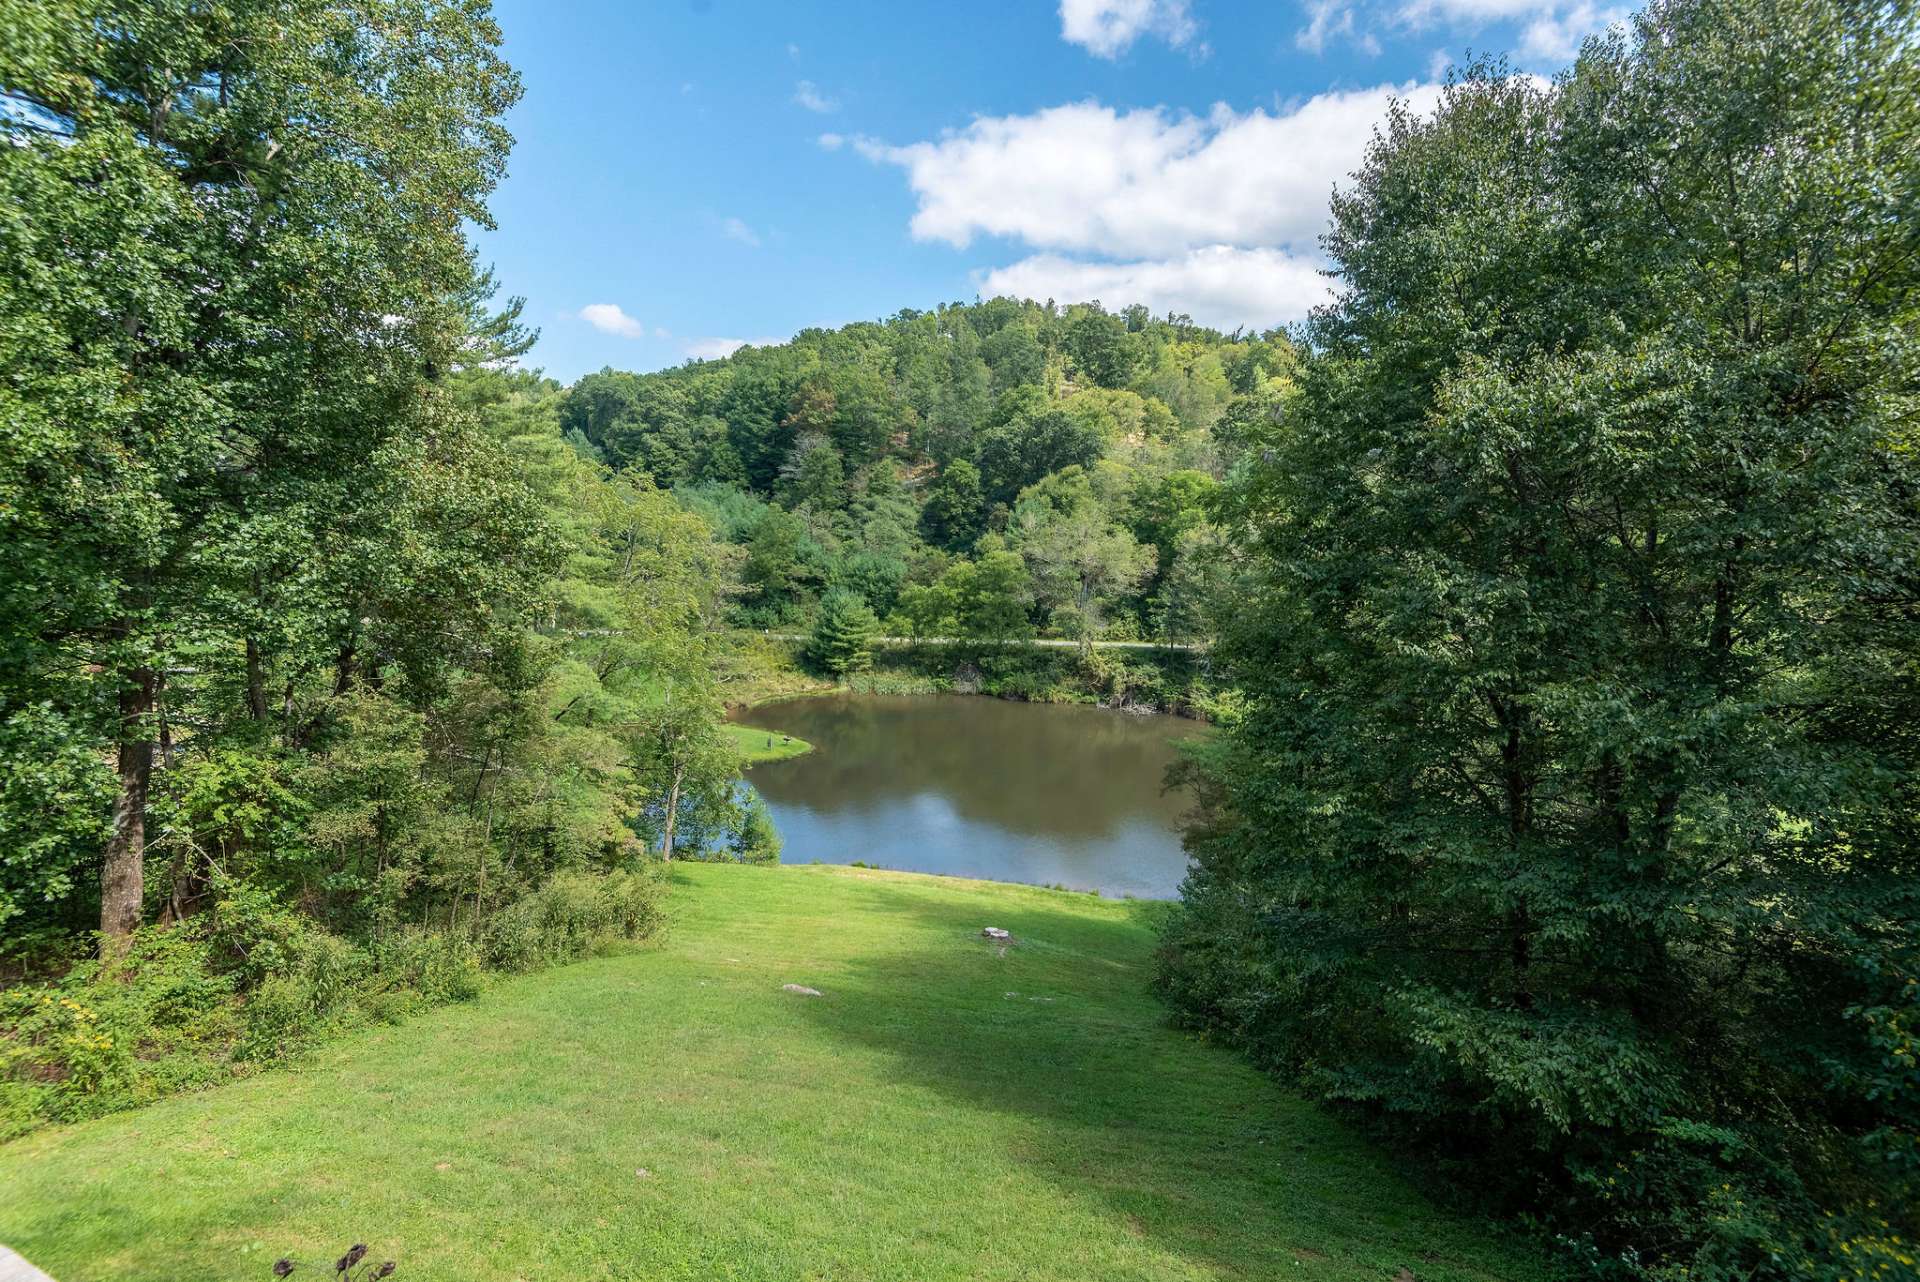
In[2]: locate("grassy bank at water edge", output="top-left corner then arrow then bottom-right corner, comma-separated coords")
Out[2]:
0,863 -> 1543,1282
723,721 -> 814,766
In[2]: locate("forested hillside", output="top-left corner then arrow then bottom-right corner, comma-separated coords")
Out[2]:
538,301 -> 1291,648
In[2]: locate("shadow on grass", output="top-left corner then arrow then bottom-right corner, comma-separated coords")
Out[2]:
782,883 -> 1537,1282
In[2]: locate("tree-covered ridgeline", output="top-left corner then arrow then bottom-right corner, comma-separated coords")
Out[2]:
550,299 -> 1291,660
1159,0 -> 1920,1276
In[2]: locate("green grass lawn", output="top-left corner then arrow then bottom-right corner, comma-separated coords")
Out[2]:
724,720 -> 814,766
0,864 -> 1542,1282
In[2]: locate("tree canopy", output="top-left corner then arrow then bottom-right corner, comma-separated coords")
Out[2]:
1159,1 -> 1920,1274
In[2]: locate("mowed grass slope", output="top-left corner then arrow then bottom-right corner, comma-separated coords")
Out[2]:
723,720 -> 814,766
0,864 -> 1542,1282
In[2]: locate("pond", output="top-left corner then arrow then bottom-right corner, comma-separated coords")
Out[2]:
731,694 -> 1202,898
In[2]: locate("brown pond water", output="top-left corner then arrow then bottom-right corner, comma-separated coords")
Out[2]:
732,694 -> 1202,898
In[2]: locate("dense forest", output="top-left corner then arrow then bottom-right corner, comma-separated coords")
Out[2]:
3,0 -> 1917,1279
0,0 -> 750,1133
531,299 -> 1288,651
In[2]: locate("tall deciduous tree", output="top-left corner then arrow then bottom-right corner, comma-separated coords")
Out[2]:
0,0 -> 525,940
1013,472 -> 1154,658
1160,0 -> 1920,1271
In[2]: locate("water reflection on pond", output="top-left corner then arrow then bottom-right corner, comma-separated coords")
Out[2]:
731,694 -> 1201,899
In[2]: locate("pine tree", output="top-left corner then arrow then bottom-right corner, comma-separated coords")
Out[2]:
807,590 -> 879,678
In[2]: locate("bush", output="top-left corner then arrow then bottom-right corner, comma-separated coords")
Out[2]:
729,791 -> 782,865
371,928 -> 483,1005
0,925 -> 236,1134
0,869 -> 667,1137
482,867 -> 666,972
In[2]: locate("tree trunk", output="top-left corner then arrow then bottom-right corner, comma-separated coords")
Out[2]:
660,763 -> 684,861
1493,694 -> 1535,1009
101,667 -> 156,943
332,640 -> 357,696
245,635 -> 268,720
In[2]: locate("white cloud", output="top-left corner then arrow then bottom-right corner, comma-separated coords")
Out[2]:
794,80 -> 838,113
833,83 -> 1452,328
1059,0 -> 1199,57
686,336 -> 786,361
1390,0 -> 1623,62
1286,0 -> 1622,66
979,246 -> 1332,332
817,132 -> 845,151
852,84 -> 1442,260
1297,0 -> 1356,52
723,217 -> 762,247
579,303 -> 645,339
1515,1 -> 1627,61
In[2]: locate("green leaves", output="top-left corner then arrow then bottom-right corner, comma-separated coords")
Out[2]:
1163,1 -> 1920,1272
807,589 -> 880,678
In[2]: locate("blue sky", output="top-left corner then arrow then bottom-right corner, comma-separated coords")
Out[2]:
476,0 -> 1621,382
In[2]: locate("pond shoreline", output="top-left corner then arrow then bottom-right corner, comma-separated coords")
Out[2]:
719,633 -> 1213,721
730,692 -> 1201,899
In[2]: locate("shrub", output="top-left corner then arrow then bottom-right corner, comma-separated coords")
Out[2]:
369,928 -> 483,1004
0,924 -> 235,1132
729,792 -> 782,865
482,867 -> 666,972
0,869 -> 666,1137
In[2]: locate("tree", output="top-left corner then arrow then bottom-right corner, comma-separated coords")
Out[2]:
1011,473 -> 1154,658
1159,2 -> 1920,1272
807,590 -> 879,678
629,691 -> 732,861
981,322 -> 1046,396
975,402 -> 1105,509
893,548 -> 1035,644
777,432 -> 846,511
0,0 -> 526,941
1063,307 -> 1141,388
920,459 -> 986,552
728,790 -> 782,865
740,508 -> 822,623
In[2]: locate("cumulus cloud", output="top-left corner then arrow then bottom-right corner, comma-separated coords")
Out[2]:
793,80 -> 838,113
686,336 -> 786,361
579,303 -> 645,339
1059,0 -> 1200,57
981,247 -> 1332,332
1313,0 -> 1626,65
852,84 -> 1442,260
1515,1 -> 1628,61
1297,0 -> 1356,51
722,217 -> 762,247
833,78 -> 1466,328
